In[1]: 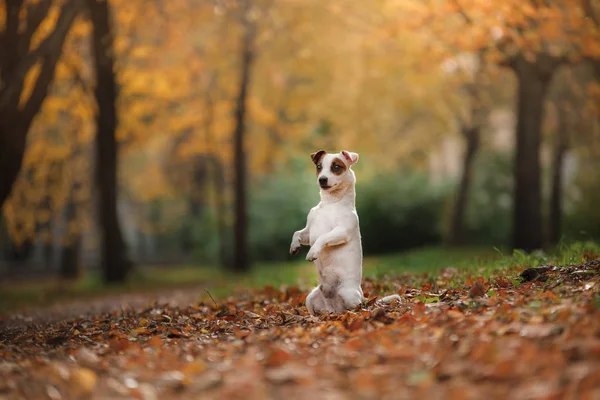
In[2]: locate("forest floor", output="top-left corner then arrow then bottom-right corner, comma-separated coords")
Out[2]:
1,244 -> 600,399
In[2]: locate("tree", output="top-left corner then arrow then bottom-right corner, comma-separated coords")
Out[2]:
1,7 -> 95,270
87,0 -> 131,282
548,99 -> 569,245
60,142 -> 83,279
546,65 -> 595,244
59,78 -> 90,279
197,72 -> 230,268
391,0 -> 600,251
582,0 -> 600,80
0,0 -> 82,209
231,0 -> 258,272
447,92 -> 484,246
434,51 -> 491,247
510,54 -> 565,251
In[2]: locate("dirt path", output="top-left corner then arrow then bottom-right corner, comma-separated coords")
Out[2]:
0,285 -> 206,330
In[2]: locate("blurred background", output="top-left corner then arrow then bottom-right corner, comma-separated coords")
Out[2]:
0,0 -> 599,288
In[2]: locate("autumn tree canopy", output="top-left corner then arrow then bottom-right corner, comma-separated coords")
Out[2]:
1,0 -> 599,275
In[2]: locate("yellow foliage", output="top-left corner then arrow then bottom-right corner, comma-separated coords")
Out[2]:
19,63 -> 42,109
130,46 -> 154,59
130,163 -> 171,201
248,97 -> 277,127
0,6 -> 5,31
28,3 -> 60,50
5,0 -> 599,241
70,19 -> 92,37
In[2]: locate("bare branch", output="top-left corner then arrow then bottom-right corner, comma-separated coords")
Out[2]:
0,0 -> 25,80
0,0 -> 82,111
23,1 -> 54,39
18,2 -> 82,131
63,59 -> 93,99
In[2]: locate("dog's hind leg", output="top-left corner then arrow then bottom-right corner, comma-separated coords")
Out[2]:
305,286 -> 330,315
335,286 -> 364,312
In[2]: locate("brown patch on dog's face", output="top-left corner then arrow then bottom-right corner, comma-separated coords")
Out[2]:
316,164 -> 322,176
311,150 -> 326,176
310,150 -> 326,165
330,157 -> 347,176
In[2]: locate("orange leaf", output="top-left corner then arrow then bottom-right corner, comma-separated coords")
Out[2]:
266,348 -> 292,367
148,336 -> 163,348
348,318 -> 365,332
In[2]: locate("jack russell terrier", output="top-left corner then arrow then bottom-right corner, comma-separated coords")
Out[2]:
290,150 -> 400,315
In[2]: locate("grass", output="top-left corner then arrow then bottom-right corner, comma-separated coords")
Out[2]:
1,241 -> 598,314
364,246 -> 506,276
0,261 -> 314,314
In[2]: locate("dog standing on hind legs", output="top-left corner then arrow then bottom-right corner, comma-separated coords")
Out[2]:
290,150 -> 400,315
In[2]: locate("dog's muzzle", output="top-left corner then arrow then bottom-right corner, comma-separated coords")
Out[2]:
319,177 -> 330,189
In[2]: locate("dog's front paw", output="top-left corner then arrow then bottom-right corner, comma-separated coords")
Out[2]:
306,247 -> 320,262
289,242 -> 301,255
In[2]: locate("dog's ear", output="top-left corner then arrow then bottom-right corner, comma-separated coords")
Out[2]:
341,150 -> 359,165
310,150 -> 326,165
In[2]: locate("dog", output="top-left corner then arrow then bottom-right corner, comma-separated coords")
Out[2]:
290,150 -> 400,315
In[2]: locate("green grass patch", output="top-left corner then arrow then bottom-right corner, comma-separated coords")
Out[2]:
364,246 -> 506,277
1,241 -> 598,314
0,261 -> 315,314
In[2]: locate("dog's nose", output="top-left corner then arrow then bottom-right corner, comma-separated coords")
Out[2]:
319,177 -> 328,186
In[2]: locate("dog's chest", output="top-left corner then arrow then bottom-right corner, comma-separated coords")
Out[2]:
309,204 -> 347,245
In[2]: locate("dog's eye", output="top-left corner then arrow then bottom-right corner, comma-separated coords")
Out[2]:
332,165 -> 341,171
317,164 -> 322,171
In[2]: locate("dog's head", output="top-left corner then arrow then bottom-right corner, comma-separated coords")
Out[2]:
310,150 -> 359,191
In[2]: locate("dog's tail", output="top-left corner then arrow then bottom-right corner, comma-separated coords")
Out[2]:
376,294 -> 402,304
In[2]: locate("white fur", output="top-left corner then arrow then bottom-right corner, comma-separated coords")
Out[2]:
290,150 -> 399,315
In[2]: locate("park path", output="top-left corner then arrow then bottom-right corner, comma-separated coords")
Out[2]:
0,285 -> 205,330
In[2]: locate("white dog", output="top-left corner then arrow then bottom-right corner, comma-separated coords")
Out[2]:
290,150 -> 400,315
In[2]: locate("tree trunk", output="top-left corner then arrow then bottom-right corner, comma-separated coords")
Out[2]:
232,3 -> 256,273
181,158 -> 208,256
0,128 -> 28,209
549,103 -> 569,245
447,126 -> 480,246
211,156 -> 230,268
43,232 -> 54,270
60,121 -> 83,279
60,194 -> 81,280
60,235 -> 81,279
511,56 -> 558,251
204,78 -> 229,268
87,0 -> 131,282
37,193 -> 55,270
4,238 -> 33,263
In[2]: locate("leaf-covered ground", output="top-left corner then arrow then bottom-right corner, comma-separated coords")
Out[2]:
1,253 -> 600,399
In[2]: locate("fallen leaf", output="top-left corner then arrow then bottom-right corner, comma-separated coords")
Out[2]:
168,329 -> 190,338
148,336 -> 163,348
265,364 -> 313,384
182,361 -> 207,375
109,338 -> 130,352
71,368 -> 97,393
469,281 -> 485,298
159,371 -> 189,389
266,348 -> 292,367
347,318 -> 364,332
75,347 -> 99,366
520,324 -> 564,339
